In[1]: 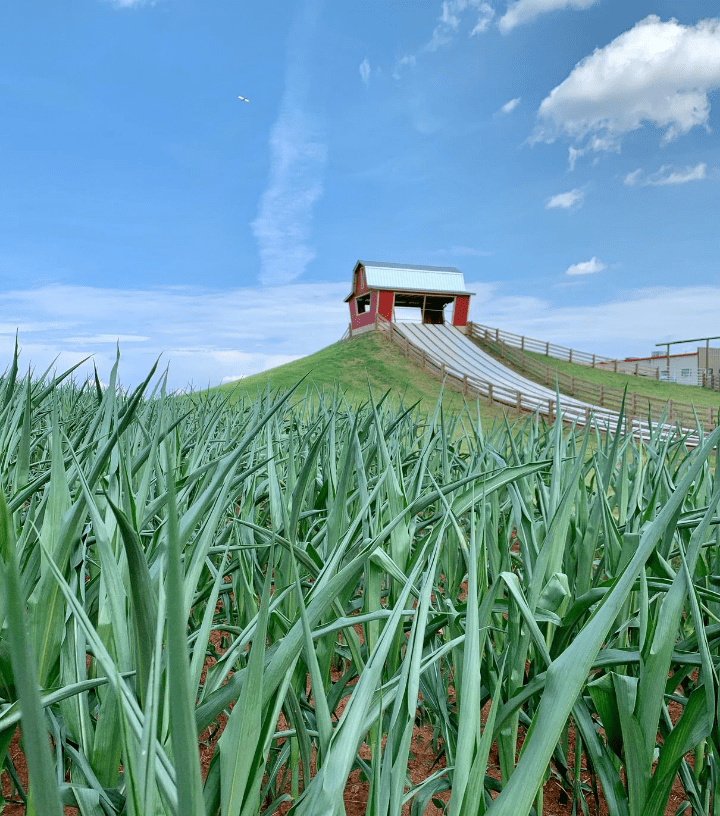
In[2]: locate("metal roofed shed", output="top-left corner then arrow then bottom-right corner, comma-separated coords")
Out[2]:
345,260 -> 474,336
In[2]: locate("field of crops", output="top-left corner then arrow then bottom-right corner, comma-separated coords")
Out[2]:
2,349 -> 720,816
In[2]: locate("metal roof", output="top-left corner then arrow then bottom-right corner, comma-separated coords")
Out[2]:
357,260 -> 470,295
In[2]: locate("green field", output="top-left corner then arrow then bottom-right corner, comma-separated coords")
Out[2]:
2,344 -> 720,816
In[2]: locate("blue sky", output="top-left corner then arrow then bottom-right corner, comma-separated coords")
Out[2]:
1,0 -> 719,388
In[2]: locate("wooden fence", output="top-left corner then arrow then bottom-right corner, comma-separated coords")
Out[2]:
340,316 -> 717,436
469,323 -> 660,379
469,327 -> 719,433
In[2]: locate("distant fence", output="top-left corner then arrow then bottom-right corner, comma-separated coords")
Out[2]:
469,323 -> 660,379
340,317 -> 717,435
470,327 -> 718,433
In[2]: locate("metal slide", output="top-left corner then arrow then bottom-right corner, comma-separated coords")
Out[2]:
394,323 -> 689,440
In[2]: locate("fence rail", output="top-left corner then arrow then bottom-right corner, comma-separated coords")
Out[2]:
469,322 -> 660,379
468,326 -> 718,433
341,317 -> 717,437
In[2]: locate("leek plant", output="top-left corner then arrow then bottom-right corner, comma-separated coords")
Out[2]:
1,347 -> 719,816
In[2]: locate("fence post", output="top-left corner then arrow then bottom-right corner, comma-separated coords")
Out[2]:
495,328 -> 499,342
521,336 -> 525,351
668,401 -> 673,423
613,360 -> 617,372
516,391 -> 522,412
545,341 -> 550,355
600,385 -> 604,405
421,350 -> 426,369
592,354 -> 596,368
463,373 -> 468,394
571,376 -> 575,396
488,384 -> 494,405
569,349 -> 573,363
548,399 -> 554,422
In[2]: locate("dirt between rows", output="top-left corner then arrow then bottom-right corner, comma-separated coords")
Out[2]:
0,628 -> 693,815
0,706 -> 692,816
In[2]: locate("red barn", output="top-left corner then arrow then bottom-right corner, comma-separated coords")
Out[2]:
345,260 -> 473,335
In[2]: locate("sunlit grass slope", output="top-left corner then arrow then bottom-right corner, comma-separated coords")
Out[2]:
217,331 -> 523,423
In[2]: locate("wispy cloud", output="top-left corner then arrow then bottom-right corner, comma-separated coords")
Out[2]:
393,1 -> 493,78
565,256 -> 605,276
426,0 -> 495,50
0,281 -> 349,390
546,187 -> 584,209
499,0 -> 598,33
625,163 -> 708,187
533,16 -> 720,159
107,0 -> 153,7
467,283 -> 720,359
499,97 -> 521,115
359,58 -> 371,86
392,54 -> 417,80
251,2 -> 326,285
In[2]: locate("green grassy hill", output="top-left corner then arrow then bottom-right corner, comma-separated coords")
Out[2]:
216,331 -> 521,424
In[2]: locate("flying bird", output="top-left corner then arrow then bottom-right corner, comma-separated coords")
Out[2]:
238,95 -> 250,103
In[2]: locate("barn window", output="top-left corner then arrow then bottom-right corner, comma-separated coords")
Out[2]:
355,294 -> 370,314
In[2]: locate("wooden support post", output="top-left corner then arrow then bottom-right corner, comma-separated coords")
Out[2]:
545,341 -> 550,355
516,391 -> 522,412
521,335 -> 525,351
668,400 -> 673,422
569,349 -> 573,363
488,383 -> 494,405
585,406 -> 590,424
614,360 -> 617,372
571,376 -> 575,396
421,350 -> 426,368
600,386 -> 604,405
548,399 -> 554,422
592,354 -> 596,368
463,373 -> 468,394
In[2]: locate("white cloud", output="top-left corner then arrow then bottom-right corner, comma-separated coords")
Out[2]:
394,0 -> 493,77
359,58 -> 371,86
0,282 -> 350,391
565,256 -> 605,276
392,54 -> 417,80
500,97 -> 521,115
426,0 -> 495,50
624,162 -> 708,187
62,334 -> 150,344
251,4 -> 326,285
499,0 -> 598,32
546,188 -> 584,209
467,282 -> 720,359
534,16 -> 720,156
